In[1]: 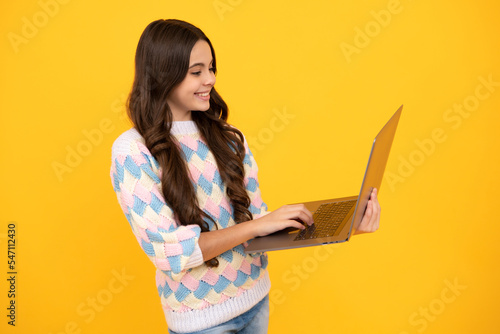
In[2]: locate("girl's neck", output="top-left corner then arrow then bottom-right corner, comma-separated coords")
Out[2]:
172,110 -> 192,122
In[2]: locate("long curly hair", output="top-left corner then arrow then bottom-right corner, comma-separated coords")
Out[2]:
127,19 -> 253,267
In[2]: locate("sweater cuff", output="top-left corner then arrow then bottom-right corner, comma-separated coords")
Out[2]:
185,243 -> 204,269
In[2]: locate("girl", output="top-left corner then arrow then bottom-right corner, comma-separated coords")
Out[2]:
110,19 -> 380,334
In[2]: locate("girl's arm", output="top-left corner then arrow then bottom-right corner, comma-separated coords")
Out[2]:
198,204 -> 313,261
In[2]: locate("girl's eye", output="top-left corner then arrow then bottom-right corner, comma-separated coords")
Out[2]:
191,68 -> 215,76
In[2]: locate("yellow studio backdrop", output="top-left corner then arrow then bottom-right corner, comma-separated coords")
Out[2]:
1,0 -> 499,333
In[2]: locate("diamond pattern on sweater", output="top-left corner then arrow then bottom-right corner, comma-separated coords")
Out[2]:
110,127 -> 269,315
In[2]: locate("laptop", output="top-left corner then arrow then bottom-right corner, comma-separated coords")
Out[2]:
244,105 -> 402,253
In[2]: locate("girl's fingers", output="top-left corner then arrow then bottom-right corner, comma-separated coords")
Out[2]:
364,200 -> 373,220
359,200 -> 375,232
288,220 -> 307,230
279,204 -> 314,225
367,200 -> 380,231
354,189 -> 381,233
294,209 -> 314,226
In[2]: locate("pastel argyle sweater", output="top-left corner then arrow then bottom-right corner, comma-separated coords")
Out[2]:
110,121 -> 270,333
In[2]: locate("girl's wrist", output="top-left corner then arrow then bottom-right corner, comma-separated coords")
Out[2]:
239,218 -> 260,240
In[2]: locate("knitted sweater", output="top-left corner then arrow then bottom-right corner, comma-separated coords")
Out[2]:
110,121 -> 271,333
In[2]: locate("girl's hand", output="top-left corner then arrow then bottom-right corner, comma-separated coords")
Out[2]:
250,204 -> 314,238
355,188 -> 381,234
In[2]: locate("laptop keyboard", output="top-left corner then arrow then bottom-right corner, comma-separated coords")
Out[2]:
294,200 -> 356,241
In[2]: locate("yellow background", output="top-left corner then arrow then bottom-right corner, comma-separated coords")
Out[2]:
1,0 -> 499,333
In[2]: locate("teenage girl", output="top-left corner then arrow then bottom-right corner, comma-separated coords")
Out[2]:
110,19 -> 380,334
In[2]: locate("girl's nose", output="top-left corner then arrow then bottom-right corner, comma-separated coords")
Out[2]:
205,70 -> 216,86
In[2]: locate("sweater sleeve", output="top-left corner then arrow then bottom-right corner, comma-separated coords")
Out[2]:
110,137 -> 204,276
242,138 -> 269,219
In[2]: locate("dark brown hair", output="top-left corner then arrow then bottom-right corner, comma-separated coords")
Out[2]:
127,19 -> 252,267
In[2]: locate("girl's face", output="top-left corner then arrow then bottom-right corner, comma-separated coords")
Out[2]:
167,40 -> 216,121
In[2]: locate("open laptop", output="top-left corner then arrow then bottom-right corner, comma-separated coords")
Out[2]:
245,105 -> 402,253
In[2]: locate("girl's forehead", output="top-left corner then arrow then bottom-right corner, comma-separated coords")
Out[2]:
189,40 -> 213,66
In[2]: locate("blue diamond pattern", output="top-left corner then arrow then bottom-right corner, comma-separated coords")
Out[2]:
219,250 -> 233,263
198,174 -> 213,196
234,271 -> 249,287
132,196 -> 147,216
193,281 -> 211,299
213,275 -> 231,293
146,230 -> 164,243
180,143 -> 195,161
196,141 -> 209,160
141,239 -> 155,257
246,178 -> 257,192
175,283 -> 192,302
124,156 -> 141,179
213,170 -> 223,189
149,193 -> 163,214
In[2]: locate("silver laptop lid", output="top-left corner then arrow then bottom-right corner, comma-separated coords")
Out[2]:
347,105 -> 403,238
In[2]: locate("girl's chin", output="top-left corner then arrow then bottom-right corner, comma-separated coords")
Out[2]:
195,104 -> 211,112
